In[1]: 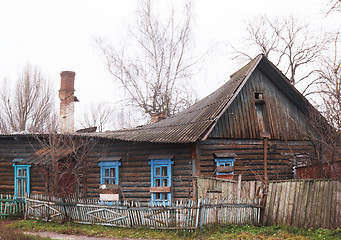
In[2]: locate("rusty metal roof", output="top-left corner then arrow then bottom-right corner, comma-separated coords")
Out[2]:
80,55 -> 263,144
17,147 -> 74,165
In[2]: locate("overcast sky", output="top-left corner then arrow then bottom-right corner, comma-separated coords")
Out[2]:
0,0 -> 339,129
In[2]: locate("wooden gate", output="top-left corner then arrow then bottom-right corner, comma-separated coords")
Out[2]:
0,194 -> 25,218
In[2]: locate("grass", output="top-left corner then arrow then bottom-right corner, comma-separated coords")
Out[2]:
5,220 -> 341,240
203,224 -> 341,240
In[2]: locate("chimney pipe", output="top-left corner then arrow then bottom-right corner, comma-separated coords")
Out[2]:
59,71 -> 76,133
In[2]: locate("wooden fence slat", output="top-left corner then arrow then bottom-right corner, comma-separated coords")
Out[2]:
17,178 -> 341,230
257,179 -> 341,229
325,181 -> 333,229
317,181 -> 325,228
304,181 -> 314,228
25,195 -> 262,230
272,182 -> 281,224
277,182 -> 287,225
0,194 -> 25,218
286,181 -> 295,225
337,181 -> 341,228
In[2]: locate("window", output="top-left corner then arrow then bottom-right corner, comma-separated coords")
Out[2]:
13,164 -> 31,198
149,156 -> 174,205
98,157 -> 121,185
215,158 -> 235,175
214,153 -> 236,176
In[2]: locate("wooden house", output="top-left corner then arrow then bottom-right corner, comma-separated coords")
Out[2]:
0,55 -> 325,204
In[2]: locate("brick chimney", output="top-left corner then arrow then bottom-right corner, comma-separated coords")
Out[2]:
150,111 -> 167,123
59,71 -> 77,133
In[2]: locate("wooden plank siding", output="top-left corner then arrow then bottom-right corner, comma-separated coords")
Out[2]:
199,139 -> 315,181
209,69 -> 311,141
201,68 -> 318,181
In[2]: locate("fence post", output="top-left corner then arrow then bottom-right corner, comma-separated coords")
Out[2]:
195,198 -> 201,229
192,177 -> 198,203
237,175 -> 242,203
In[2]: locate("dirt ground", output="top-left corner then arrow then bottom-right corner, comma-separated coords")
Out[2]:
1,220 -> 156,240
24,231 -> 150,240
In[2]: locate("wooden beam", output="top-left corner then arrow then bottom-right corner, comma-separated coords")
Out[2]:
264,137 -> 269,186
149,186 -> 171,193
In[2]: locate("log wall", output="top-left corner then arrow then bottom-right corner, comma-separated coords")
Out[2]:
0,136 -> 194,203
87,139 -> 194,202
199,139 -> 315,181
0,136 -> 40,194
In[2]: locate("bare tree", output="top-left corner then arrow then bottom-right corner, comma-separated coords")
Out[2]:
36,134 -> 98,198
98,0 -> 200,119
231,15 -> 330,88
326,0 -> 341,15
80,103 -> 113,132
0,64 -> 57,133
316,32 -> 341,132
296,32 -> 341,179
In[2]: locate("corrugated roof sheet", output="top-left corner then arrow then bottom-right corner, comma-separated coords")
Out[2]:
78,55 -> 263,143
18,147 -> 74,165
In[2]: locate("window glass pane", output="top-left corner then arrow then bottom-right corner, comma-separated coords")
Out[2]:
162,179 -> 167,186
23,179 -> 27,197
18,169 -> 22,177
155,179 -> 160,187
155,167 -> 160,176
104,179 -> 110,184
161,166 -> 167,176
110,168 -> 115,178
105,168 -> 110,177
156,193 -> 161,200
162,193 -> 167,200
22,169 -> 27,177
18,180 -> 22,197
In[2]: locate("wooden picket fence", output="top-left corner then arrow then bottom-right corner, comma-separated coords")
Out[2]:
263,179 -> 341,229
196,176 -> 265,202
0,194 -> 25,218
25,194 -> 261,230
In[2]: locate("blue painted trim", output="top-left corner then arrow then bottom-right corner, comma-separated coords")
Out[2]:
215,158 -> 235,175
13,164 -> 31,198
99,161 -> 121,185
149,159 -> 173,204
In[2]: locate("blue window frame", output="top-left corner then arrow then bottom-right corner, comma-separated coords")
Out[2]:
215,158 -> 235,175
99,159 -> 121,185
149,158 -> 174,204
13,164 -> 31,198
